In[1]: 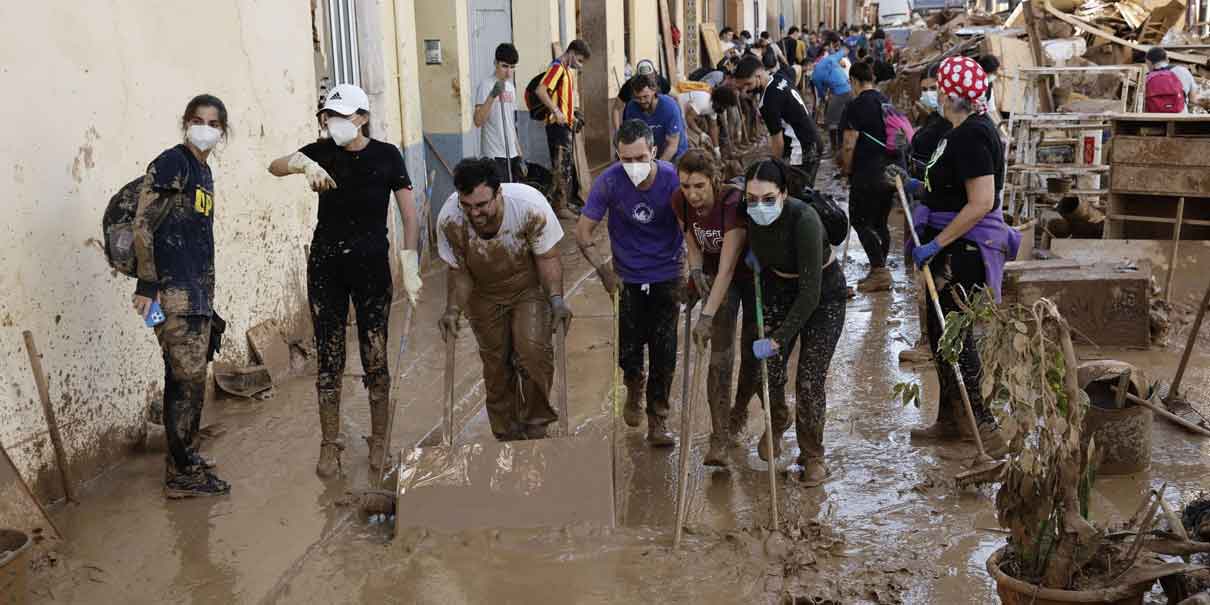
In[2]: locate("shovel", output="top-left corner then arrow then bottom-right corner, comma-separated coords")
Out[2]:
1161,277 -> 1210,431
893,176 -> 1004,485
673,339 -> 709,550
752,269 -> 780,532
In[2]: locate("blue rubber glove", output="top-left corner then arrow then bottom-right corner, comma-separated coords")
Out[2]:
744,250 -> 761,273
903,177 -> 925,197
753,338 -> 779,360
912,239 -> 943,269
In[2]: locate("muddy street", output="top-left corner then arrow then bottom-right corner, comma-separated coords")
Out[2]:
27,160 -> 1210,604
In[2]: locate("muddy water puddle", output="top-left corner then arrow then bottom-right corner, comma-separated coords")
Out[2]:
28,162 -> 1210,604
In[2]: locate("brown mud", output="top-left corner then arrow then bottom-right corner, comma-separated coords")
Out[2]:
27,159 -> 1210,604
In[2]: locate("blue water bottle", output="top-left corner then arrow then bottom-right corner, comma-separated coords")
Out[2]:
145,300 -> 166,328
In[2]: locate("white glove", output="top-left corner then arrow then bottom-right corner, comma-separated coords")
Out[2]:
399,249 -> 422,307
287,152 -> 337,192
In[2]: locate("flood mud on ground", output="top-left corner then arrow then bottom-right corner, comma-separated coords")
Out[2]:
27,159 -> 1210,604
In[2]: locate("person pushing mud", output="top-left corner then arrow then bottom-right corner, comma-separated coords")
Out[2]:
268,84 -> 423,478
437,159 -> 571,441
577,119 -> 685,447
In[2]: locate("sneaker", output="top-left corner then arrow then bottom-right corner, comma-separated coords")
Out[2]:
189,453 -> 217,470
165,471 -> 231,499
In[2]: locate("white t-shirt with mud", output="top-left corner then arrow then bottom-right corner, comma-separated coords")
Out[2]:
678,91 -> 715,118
475,77 -> 519,159
438,183 -> 564,296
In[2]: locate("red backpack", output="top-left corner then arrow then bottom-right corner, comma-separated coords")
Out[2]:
1146,68 -> 1186,113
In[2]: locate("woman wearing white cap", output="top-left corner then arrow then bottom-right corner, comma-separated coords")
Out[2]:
268,84 -> 423,478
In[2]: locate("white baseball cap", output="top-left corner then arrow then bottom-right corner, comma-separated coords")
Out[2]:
317,83 -> 369,116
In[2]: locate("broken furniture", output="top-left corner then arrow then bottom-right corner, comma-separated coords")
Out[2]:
1002,260 -> 1153,348
1107,114 -> 1210,303
1004,113 -> 1114,225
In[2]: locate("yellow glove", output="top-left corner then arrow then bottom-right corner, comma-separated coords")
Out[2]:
287,152 -> 337,192
399,249 -> 422,307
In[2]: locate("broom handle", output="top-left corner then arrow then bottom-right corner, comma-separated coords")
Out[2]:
557,320 -> 570,437
752,270 -> 780,531
1171,277 -> 1210,397
895,177 -> 993,464
378,304 -> 413,489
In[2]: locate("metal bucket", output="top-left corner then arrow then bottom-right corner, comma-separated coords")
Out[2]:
0,529 -> 31,605
1079,361 -> 1153,476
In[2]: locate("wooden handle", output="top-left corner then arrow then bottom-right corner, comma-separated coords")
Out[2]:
1115,387 -> 1210,438
444,337 -> 456,448
557,321 -> 569,437
22,331 -> 76,503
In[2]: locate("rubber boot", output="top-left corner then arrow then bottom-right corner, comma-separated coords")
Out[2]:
727,405 -> 749,446
910,392 -> 964,441
977,422 -> 1012,459
857,267 -> 893,293
623,373 -> 646,428
646,413 -> 676,447
703,394 -> 732,466
316,388 -> 344,478
703,435 -> 729,467
366,378 -> 389,473
757,429 -> 783,462
798,457 -> 830,487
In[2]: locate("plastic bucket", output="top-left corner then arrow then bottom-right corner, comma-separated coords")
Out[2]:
0,529 -> 30,605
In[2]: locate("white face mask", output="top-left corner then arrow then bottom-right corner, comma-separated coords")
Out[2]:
187,124 -> 221,152
920,90 -> 939,111
746,200 -> 784,226
327,117 -> 359,146
622,161 -> 652,187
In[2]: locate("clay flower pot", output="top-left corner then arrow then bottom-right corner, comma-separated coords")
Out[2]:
986,547 -> 1152,605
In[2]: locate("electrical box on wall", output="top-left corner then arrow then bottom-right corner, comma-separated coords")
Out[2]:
425,39 -> 443,65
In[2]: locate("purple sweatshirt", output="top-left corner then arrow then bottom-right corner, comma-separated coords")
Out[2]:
904,206 -> 1021,302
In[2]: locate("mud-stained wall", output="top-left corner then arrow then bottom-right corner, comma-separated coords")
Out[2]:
0,1 -> 319,500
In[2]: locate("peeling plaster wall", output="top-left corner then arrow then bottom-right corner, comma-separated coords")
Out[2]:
0,0 -> 319,500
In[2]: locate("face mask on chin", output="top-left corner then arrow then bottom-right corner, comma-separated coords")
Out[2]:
622,161 -> 652,187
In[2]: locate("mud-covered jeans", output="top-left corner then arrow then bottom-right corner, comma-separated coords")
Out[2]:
708,278 -> 760,437
849,178 -> 894,269
923,237 -> 994,427
308,245 -> 393,405
155,314 -> 211,481
546,124 -> 577,209
467,287 -> 557,440
620,280 -> 680,419
748,263 -> 847,462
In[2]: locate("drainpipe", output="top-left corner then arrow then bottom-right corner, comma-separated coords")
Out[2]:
558,0 -> 569,48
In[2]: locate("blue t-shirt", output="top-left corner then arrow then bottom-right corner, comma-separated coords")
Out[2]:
148,145 -> 215,316
812,48 -> 853,98
622,95 -> 689,160
582,161 -> 684,284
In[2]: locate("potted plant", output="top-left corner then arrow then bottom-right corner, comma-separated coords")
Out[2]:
895,294 -> 1201,604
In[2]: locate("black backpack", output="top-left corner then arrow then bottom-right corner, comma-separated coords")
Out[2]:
101,151 -> 190,277
525,72 -> 551,121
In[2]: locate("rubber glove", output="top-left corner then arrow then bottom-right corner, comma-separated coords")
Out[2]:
550,295 -> 573,334
690,268 -> 713,302
692,315 -> 713,349
287,152 -> 337,192
753,338 -> 779,360
912,239 -> 942,269
596,262 -> 621,295
399,250 -> 423,307
883,164 -> 922,196
744,250 -> 762,273
438,307 -> 462,343
489,79 -> 505,98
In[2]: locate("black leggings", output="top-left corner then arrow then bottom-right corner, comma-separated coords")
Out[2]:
307,244 -> 393,395
619,280 -> 680,418
923,236 -> 994,426
849,178 -> 894,269
742,262 -> 847,461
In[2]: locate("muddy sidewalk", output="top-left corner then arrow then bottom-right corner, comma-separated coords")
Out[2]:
28,160 -> 1210,604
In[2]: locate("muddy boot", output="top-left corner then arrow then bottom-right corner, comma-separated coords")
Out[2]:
524,423 -> 549,440
798,457 -> 830,487
623,374 -> 646,428
910,392 -> 963,442
977,422 -> 1012,459
757,429 -> 783,462
316,388 -> 344,478
727,405 -> 749,446
703,434 -> 729,467
857,267 -> 893,293
646,414 -> 676,447
366,378 -> 390,473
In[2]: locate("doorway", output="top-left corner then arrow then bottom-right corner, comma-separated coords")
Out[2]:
468,0 -> 514,158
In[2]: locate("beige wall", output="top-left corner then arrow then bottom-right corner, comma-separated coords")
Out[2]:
413,0 -> 473,137
0,0 -> 320,497
514,0 -> 564,98
628,0 -> 662,68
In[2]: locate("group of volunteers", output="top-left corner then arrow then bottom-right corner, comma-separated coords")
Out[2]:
123,25 -> 1018,499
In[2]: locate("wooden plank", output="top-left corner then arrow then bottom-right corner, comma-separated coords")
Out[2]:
1166,197 -> 1186,302
1112,136 -> 1210,168
1003,262 -> 1153,348
1050,238 -> 1210,305
984,35 -> 1035,114
1043,0 -> 1209,66
22,332 -> 76,504
1021,0 -> 1054,112
1111,165 -> 1210,197
1005,259 -> 1083,272
700,23 -> 723,69
657,0 -> 679,84
247,320 -> 291,385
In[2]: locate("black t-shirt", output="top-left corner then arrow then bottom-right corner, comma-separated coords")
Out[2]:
910,111 -> 952,177
759,72 -> 820,163
922,113 -> 1003,213
300,138 -> 412,251
618,74 -> 672,103
839,89 -> 889,181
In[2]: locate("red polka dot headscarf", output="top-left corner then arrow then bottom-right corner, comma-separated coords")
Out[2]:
938,56 -> 989,114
